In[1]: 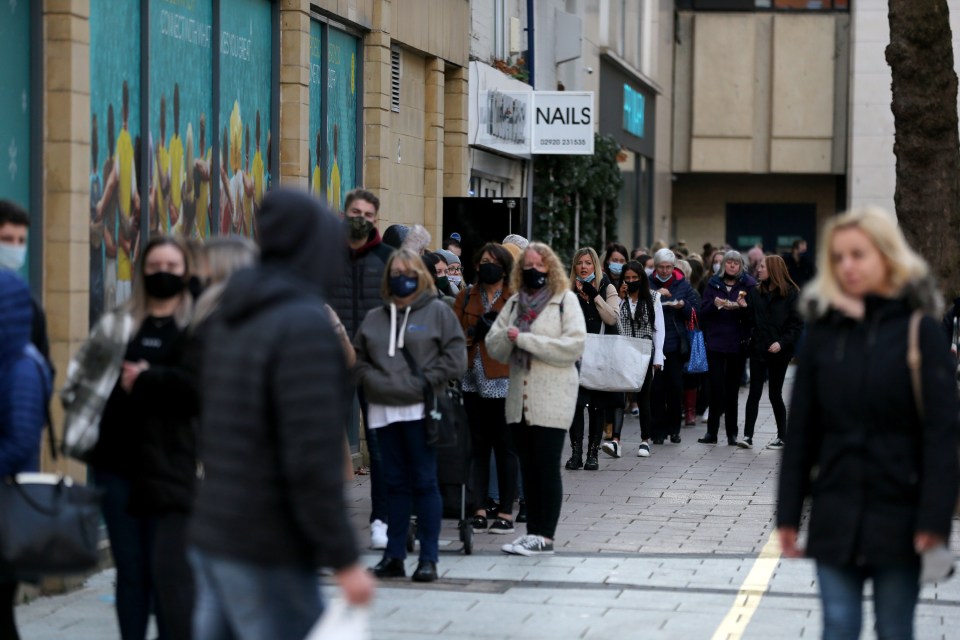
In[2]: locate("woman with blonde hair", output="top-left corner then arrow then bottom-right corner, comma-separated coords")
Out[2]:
487,242 -> 586,556
778,206 -> 958,640
566,247 -> 621,470
354,248 -> 467,582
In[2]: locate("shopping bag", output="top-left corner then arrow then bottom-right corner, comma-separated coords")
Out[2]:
305,599 -> 370,640
580,324 -> 653,392
684,310 -> 709,374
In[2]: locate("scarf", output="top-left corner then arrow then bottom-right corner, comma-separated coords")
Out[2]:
511,286 -> 553,371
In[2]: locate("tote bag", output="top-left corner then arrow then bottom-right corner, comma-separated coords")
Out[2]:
684,310 -> 708,374
580,324 -> 653,392
306,599 -> 370,640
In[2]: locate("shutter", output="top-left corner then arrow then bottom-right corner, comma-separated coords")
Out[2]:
391,47 -> 401,113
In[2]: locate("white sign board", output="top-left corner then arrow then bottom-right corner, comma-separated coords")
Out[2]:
468,61 -> 532,159
531,91 -> 594,155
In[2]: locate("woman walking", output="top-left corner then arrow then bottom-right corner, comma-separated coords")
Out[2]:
698,250 -> 757,446
738,255 -> 802,449
354,248 -> 467,583
566,247 -> 621,471
453,243 -> 518,535
602,261 -> 664,458
601,243 -> 630,438
778,206 -> 958,640
487,242 -> 585,556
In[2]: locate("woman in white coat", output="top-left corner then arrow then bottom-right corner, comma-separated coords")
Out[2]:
486,242 -> 586,557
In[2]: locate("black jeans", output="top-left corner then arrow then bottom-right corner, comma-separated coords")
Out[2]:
153,513 -> 193,640
744,354 -> 791,439
511,424 -> 565,540
465,394 -> 518,516
651,351 -> 684,439
0,580 -> 18,640
570,389 -> 604,449
358,387 -> 389,524
706,351 -> 748,440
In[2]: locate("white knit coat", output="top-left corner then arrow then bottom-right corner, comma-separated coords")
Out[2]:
486,289 -> 586,430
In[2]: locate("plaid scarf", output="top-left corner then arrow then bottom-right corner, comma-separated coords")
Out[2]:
511,286 -> 553,371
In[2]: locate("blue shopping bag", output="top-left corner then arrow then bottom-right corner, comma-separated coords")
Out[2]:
684,310 -> 709,374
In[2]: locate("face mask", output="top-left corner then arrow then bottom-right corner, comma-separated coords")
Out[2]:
626,280 -> 643,294
608,262 -> 624,275
448,275 -> 462,287
522,267 -> 548,290
437,276 -> 450,291
654,272 -> 671,283
712,263 -> 721,275
144,272 -> 186,300
188,275 -> 206,300
346,215 -> 374,241
644,267 -> 654,277
577,273 -> 596,284
477,263 -> 505,285
389,274 -> 418,297
0,243 -> 26,271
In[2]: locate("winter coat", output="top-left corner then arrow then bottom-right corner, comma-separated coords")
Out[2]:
0,272 -> 51,477
454,285 -> 512,381
777,288 -> 960,567
352,292 -> 467,406
189,190 -> 359,571
700,272 -> 758,354
650,269 -> 699,354
329,228 -> 394,337
746,286 -> 803,359
486,290 -> 587,429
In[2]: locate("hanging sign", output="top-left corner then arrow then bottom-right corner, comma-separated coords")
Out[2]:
531,91 -> 594,155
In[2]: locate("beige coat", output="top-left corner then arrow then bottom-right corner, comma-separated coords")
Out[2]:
486,289 -> 586,430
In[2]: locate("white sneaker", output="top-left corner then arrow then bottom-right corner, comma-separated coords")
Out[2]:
501,534 -> 532,555
370,519 -> 388,550
512,535 -> 554,556
637,442 -> 651,457
601,441 -> 622,458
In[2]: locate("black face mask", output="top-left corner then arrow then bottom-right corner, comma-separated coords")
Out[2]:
477,263 -> 505,285
626,280 -> 643,294
144,272 -> 186,300
188,275 -> 205,300
522,267 -> 547,290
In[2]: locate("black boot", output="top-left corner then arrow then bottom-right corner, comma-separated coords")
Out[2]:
583,412 -> 603,471
565,418 -> 584,470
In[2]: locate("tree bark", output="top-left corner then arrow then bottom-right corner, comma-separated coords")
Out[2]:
887,0 -> 960,297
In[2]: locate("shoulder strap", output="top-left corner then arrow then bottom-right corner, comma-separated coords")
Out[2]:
907,310 -> 924,420
23,346 -> 56,461
461,285 -> 472,315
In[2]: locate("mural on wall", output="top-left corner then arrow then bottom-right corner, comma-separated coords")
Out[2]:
90,0 -> 142,323
326,28 -> 358,212
309,20 -> 323,201
219,0 -> 272,239
0,1 -> 32,282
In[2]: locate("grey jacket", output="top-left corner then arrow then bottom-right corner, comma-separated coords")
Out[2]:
353,292 -> 467,406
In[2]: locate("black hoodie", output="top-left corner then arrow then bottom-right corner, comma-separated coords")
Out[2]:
189,190 -> 359,570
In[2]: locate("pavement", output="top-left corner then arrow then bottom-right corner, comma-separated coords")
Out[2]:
15,372 -> 960,639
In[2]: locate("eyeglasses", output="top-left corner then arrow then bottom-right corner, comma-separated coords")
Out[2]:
447,265 -> 462,274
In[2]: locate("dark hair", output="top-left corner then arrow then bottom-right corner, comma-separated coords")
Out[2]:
791,238 -> 806,251
602,242 -> 629,276
620,260 -> 655,327
344,188 -> 380,214
637,253 -> 652,267
687,255 -> 705,291
473,242 -> 514,283
445,236 -> 461,249
0,201 -> 29,228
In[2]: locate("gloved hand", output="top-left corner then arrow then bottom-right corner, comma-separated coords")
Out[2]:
580,281 -> 599,300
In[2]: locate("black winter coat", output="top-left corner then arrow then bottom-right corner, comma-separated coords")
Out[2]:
746,286 -> 803,359
777,293 -> 959,567
329,229 -> 394,337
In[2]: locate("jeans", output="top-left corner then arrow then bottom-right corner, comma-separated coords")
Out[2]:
743,354 -> 790,439
511,424 -> 565,539
816,562 -> 920,640
377,419 -> 442,563
189,549 -> 322,640
153,513 -> 194,640
93,468 -> 162,640
706,351 -> 747,440
465,394 -> 518,516
357,388 -> 389,524
651,350 -> 684,440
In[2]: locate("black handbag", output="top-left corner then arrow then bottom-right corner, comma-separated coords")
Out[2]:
400,348 -> 467,448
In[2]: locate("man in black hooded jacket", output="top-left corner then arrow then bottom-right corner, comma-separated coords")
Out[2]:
189,190 -> 373,638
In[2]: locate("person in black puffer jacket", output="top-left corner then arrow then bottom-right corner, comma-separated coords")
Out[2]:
740,255 -> 802,449
777,206 -> 959,640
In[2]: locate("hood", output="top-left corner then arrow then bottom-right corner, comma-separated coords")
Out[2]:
0,271 -> 33,366
220,189 -> 345,324
805,276 -> 944,322
351,228 -> 385,259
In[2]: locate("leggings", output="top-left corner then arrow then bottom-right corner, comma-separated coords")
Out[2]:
744,354 -> 790,439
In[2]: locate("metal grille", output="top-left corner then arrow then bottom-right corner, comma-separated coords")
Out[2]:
391,47 -> 401,113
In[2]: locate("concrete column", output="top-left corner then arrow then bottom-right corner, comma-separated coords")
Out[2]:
363,0 -> 393,210
279,0 -> 311,187
443,65 -> 468,198
422,57 -> 444,242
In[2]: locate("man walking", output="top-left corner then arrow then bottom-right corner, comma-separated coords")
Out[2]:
189,190 -> 373,639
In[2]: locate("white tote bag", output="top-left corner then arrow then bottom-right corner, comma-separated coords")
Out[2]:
579,323 -> 653,392
305,599 -> 370,640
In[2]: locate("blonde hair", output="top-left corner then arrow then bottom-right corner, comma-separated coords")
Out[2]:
380,248 -> 438,301
126,236 -> 194,332
510,242 -> 569,297
191,236 -> 260,329
569,247 -> 602,286
802,206 -> 931,318
400,224 -> 432,255
676,259 -> 692,280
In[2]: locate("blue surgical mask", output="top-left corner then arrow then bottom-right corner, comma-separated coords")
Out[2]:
608,262 -> 624,275
577,273 -> 596,284
0,243 -> 26,271
389,274 -> 418,297
655,272 -> 671,283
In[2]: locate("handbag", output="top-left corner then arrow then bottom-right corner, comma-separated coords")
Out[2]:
580,323 -> 653,392
684,310 -> 709,374
400,348 -> 468,449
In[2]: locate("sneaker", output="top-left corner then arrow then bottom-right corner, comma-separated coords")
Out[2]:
737,437 -> 753,449
670,434 -> 682,444
630,406 -> 640,416
512,535 -> 555,556
601,440 -> 622,458
651,437 -> 665,445
697,434 -> 718,444
370,519 -> 388,550
488,518 -> 515,535
637,442 -> 651,457
502,534 -> 532,555
727,437 -> 738,446
767,438 -> 785,450
470,514 -> 488,534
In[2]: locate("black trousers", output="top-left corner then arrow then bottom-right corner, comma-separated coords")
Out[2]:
570,389 -> 604,449
465,394 -> 518,516
0,580 -> 18,640
152,513 -> 194,640
706,351 -> 748,440
511,424 -> 565,540
744,354 -> 791,439
651,351 -> 684,439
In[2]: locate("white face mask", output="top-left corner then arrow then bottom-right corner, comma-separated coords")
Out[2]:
448,275 -> 462,286
712,263 -> 721,275
644,267 -> 654,277
0,243 -> 26,271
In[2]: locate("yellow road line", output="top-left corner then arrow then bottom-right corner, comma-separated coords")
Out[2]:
710,529 -> 783,640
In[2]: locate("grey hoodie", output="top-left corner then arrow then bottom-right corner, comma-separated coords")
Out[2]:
353,291 -> 467,406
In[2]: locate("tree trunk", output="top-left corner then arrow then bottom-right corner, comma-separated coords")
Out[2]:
887,0 -> 960,297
